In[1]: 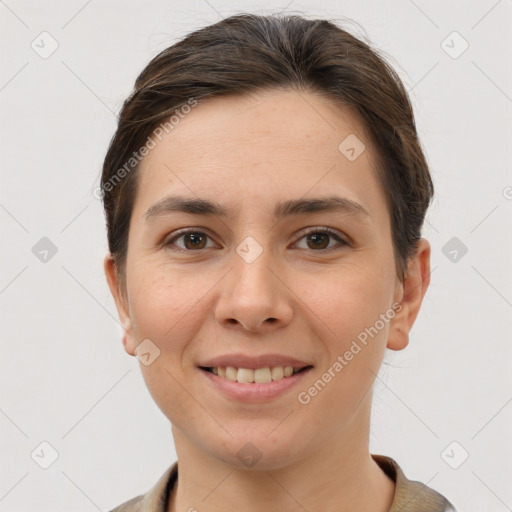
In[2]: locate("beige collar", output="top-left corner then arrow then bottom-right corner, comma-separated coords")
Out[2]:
110,454 -> 455,512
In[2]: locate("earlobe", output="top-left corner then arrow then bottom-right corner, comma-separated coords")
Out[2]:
121,332 -> 136,356
103,254 -> 136,357
387,325 -> 409,351
386,238 -> 431,352
119,315 -> 136,357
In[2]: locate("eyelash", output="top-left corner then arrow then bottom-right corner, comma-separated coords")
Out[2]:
164,226 -> 349,253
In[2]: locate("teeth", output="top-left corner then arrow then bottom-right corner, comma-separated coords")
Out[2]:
271,366 -> 284,380
208,365 -> 305,383
225,366 -> 237,381
254,367 -> 272,383
238,368 -> 255,383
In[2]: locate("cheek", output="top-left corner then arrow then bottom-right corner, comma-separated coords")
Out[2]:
128,270 -> 204,425
128,265 -> 202,339
139,360 -> 204,436
294,265 -> 392,402
296,280 -> 391,432
127,264 -> 216,376
296,262 -> 392,341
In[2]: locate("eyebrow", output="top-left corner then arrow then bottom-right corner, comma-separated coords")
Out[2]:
143,194 -> 371,222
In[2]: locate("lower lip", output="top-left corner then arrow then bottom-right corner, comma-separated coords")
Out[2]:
199,367 -> 313,402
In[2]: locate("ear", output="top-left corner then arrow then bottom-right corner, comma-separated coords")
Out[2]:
387,238 -> 431,351
103,253 -> 136,356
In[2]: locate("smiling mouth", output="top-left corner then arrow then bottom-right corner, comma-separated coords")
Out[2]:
199,365 -> 313,384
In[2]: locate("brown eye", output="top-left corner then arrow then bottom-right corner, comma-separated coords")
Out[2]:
295,227 -> 348,252
166,230 -> 213,251
165,227 -> 348,253
183,232 -> 207,250
306,232 -> 330,250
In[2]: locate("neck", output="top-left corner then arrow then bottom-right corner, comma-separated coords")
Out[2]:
168,394 -> 395,512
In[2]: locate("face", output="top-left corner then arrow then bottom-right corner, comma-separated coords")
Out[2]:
105,88 -> 430,470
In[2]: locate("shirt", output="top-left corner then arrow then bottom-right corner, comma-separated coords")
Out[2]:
108,453 -> 456,512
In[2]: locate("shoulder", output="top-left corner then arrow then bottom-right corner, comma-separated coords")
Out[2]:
372,453 -> 456,512
108,494 -> 144,512
107,462 -> 178,512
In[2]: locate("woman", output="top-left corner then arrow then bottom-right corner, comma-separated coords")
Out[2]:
101,13 -> 456,512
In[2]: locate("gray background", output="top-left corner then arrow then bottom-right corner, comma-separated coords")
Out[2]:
1,1 -> 511,510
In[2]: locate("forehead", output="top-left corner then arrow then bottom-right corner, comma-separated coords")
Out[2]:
133,88 -> 386,222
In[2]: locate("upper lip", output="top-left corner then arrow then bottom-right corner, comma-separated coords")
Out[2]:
198,353 -> 313,370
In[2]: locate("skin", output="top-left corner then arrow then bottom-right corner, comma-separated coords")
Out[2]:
104,88 -> 431,512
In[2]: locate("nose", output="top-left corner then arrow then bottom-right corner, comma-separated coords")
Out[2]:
214,246 -> 293,333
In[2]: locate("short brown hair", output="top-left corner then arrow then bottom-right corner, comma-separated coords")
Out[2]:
100,13 -> 433,293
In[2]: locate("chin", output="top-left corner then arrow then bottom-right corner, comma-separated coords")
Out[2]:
202,426 -> 309,472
